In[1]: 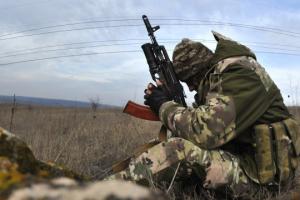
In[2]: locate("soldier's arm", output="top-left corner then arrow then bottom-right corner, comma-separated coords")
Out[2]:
159,93 -> 236,149
159,65 -> 278,149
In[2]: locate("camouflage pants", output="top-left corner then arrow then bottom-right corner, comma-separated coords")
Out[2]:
105,137 -> 252,197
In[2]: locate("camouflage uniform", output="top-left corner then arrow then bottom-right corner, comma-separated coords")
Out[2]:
106,32 -> 300,197
106,137 -> 250,197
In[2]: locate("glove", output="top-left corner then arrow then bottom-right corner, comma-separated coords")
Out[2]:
144,84 -> 170,115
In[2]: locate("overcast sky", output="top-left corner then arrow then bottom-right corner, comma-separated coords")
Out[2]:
0,0 -> 300,106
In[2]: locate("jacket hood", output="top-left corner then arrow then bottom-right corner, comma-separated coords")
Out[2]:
210,31 -> 256,66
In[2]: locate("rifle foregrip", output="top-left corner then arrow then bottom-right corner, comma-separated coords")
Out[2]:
123,100 -> 159,121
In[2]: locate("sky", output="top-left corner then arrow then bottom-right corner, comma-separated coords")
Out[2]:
0,0 -> 300,106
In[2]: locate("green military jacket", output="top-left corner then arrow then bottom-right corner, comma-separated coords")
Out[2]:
159,32 -> 297,183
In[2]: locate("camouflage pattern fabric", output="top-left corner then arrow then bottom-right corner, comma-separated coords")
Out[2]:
172,38 -> 214,81
158,31 -> 293,186
247,57 -> 274,92
159,94 -> 236,149
214,56 -> 274,92
105,137 -> 251,197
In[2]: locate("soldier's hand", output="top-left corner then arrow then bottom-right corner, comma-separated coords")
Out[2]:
144,82 -> 170,115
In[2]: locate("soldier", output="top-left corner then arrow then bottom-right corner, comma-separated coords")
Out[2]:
106,32 -> 300,198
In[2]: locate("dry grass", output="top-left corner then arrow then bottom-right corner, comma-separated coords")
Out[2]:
0,103 -> 299,199
0,103 -> 160,177
288,106 -> 300,121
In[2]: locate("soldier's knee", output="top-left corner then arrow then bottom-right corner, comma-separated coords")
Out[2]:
164,137 -> 210,164
166,137 -> 195,147
203,151 -> 249,192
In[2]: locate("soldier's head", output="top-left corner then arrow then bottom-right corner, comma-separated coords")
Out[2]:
172,38 -> 214,91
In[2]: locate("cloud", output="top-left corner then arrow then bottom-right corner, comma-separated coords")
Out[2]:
0,0 -> 299,106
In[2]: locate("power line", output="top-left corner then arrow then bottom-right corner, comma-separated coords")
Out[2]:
0,42 -> 142,59
247,44 -> 300,52
157,18 -> 300,36
0,50 -> 140,66
0,40 -> 192,59
1,20 -> 300,42
242,41 -> 300,49
2,37 -> 300,57
256,51 -> 300,56
159,23 -> 299,38
0,19 -> 141,38
0,49 -> 300,67
1,18 -> 300,39
0,39 -> 149,55
0,24 -> 144,41
1,40 -> 300,60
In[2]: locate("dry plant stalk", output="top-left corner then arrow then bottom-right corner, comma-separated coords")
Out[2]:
9,94 -> 16,132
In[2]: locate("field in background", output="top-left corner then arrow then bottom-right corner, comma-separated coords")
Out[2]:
288,106 -> 300,121
0,103 -> 161,178
1,103 -> 300,199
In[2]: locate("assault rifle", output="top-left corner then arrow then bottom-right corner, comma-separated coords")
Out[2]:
123,15 -> 187,121
100,16 -> 187,179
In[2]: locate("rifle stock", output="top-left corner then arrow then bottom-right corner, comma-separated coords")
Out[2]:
123,100 -> 159,121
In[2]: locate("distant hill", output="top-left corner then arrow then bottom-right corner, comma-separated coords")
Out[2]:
0,95 -> 115,108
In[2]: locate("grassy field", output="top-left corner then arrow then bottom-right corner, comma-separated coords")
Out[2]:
0,103 -> 300,199
0,103 -> 161,178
